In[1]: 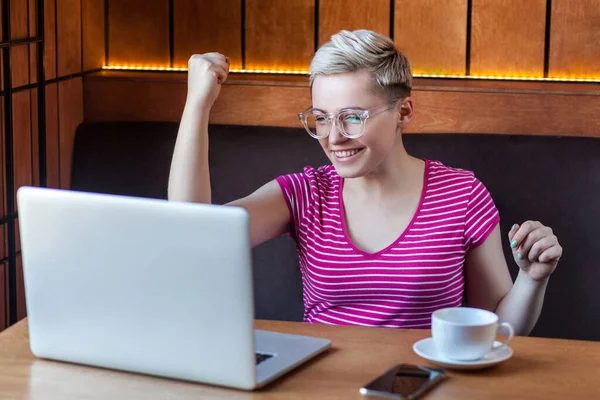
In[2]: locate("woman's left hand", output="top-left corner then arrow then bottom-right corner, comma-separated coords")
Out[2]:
508,221 -> 563,281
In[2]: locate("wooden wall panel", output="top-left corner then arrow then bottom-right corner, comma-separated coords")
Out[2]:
0,225 -> 5,331
84,74 -> 310,126
0,95 -> 4,216
56,0 -> 82,77
246,0 -> 314,71
45,83 -> 60,189
0,226 -> 5,260
15,218 -> 20,252
29,0 -> 37,36
108,0 -> 169,66
1,224 -> 5,257
395,0 -> 467,75
29,0 -> 38,84
14,210 -> 20,327
15,221 -> 23,323
319,0 -> 390,46
82,0 -> 106,71
0,262 -> 6,330
82,73 -> 600,137
44,0 -> 57,80
10,0 -> 28,38
84,75 -> 188,122
58,77 -> 83,189
16,255 -> 25,322
9,0 -> 29,87
212,85 -> 310,127
29,43 -> 37,85
471,0 -> 546,77
173,0 -> 242,69
101,0 -> 600,80
549,0 -> 600,78
10,45 -> 29,88
406,90 -> 600,135
30,88 -> 39,186
0,225 -> 5,259
12,91 -> 32,211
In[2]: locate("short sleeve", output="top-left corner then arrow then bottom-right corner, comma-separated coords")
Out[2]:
275,168 -> 312,238
464,178 -> 500,250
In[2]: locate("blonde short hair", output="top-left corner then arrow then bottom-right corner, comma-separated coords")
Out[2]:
309,29 -> 412,101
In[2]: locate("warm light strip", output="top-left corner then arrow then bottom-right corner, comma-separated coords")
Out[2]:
415,73 -> 600,83
229,68 -> 307,75
104,65 -> 189,72
102,65 -> 308,75
102,65 -> 600,83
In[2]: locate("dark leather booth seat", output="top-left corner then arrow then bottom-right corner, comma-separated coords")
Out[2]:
71,122 -> 600,341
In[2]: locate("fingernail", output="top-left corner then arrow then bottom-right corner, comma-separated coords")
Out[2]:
511,224 -> 517,232
517,253 -> 523,261
510,240 -> 518,249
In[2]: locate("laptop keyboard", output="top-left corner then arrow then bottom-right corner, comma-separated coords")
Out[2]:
255,352 -> 273,365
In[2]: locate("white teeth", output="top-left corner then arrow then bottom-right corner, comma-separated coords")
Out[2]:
334,149 -> 360,158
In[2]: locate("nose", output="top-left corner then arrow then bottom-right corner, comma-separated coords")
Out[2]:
327,120 -> 348,145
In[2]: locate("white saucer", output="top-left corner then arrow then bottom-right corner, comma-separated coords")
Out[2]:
413,338 -> 513,370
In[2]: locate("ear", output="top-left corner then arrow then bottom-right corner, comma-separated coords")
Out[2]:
396,97 -> 414,131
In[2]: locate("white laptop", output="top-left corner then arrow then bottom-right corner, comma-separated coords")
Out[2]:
17,186 -> 331,390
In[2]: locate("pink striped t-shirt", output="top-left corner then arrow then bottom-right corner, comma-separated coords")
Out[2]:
275,160 -> 500,329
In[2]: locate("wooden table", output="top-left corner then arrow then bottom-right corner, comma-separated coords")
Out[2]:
1,319 -> 599,399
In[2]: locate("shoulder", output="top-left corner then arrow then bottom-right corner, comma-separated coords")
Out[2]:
426,160 -> 477,188
425,160 -> 495,204
427,160 -> 475,178
293,164 -> 338,186
306,165 -> 338,182
276,164 -> 338,193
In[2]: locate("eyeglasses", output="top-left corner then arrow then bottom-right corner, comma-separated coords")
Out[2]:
298,101 -> 397,140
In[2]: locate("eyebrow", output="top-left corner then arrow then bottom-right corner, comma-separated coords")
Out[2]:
312,106 -> 368,113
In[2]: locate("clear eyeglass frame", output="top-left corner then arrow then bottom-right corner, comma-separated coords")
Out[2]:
297,101 -> 398,140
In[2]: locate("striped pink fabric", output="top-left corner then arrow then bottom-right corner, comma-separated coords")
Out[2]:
275,160 -> 500,328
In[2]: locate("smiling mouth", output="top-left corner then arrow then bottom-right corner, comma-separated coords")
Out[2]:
332,149 -> 362,158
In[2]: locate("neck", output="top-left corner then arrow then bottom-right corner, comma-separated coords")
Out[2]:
344,144 -> 424,199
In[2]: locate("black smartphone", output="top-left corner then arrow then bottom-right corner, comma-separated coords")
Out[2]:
359,364 -> 446,399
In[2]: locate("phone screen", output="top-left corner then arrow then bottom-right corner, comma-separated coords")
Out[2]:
360,364 -> 445,399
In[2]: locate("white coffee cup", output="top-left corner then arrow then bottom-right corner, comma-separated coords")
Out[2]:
431,307 -> 514,361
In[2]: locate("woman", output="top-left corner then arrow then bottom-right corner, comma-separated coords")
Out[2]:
168,30 -> 562,335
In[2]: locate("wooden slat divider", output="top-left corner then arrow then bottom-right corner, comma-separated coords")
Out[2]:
10,45 -> 29,87
245,0 -> 315,71
43,0 -> 57,80
318,0 -> 390,45
45,83 -> 60,189
10,0 -> 28,39
56,0 -> 82,77
394,0 -> 468,75
471,0 -> 546,77
549,0 -> 600,78
11,91 -> 32,211
173,0 -> 242,69
108,0 -> 169,67
82,0 -> 106,71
